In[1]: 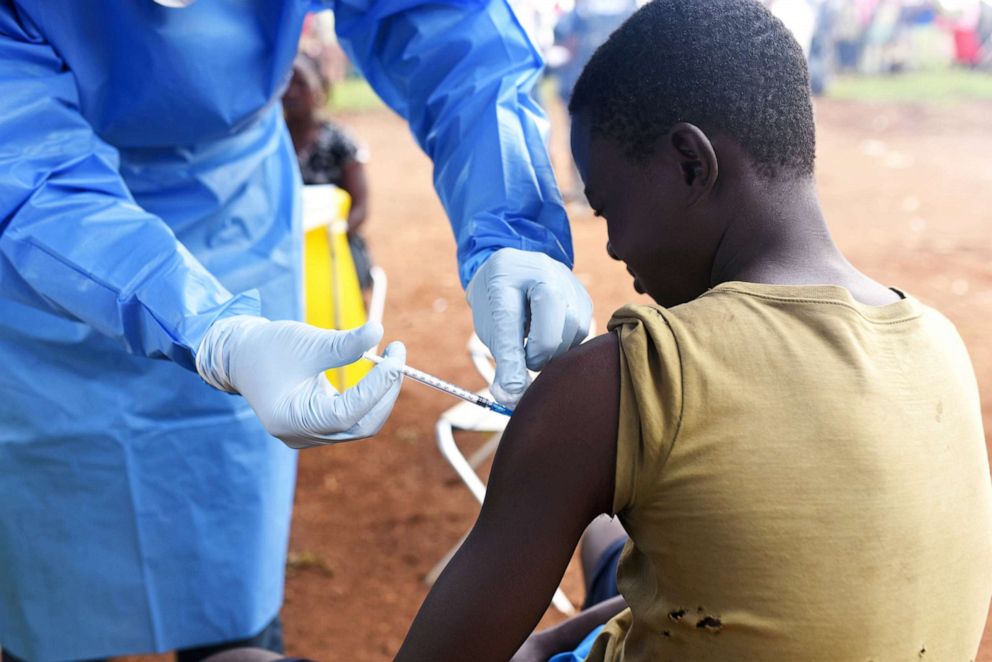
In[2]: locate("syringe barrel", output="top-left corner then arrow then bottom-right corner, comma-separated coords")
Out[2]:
362,351 -> 511,415
402,365 -> 477,401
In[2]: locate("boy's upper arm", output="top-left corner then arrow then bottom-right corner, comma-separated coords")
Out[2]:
484,331 -> 620,522
395,332 -> 621,662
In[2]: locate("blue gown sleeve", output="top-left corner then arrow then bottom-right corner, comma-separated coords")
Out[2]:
0,2 -> 261,371
330,0 -> 574,287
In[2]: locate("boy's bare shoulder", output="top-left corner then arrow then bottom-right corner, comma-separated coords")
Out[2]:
513,332 -> 620,426
528,332 -> 620,407
495,332 -> 620,508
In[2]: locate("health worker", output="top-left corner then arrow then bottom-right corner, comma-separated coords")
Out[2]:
0,0 -> 592,660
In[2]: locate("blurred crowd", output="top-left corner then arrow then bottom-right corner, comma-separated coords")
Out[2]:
293,0 -> 989,210
767,0 -> 992,93
301,0 -> 990,104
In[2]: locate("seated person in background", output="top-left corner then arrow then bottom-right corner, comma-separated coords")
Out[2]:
283,54 -> 373,290
394,1 -> 992,661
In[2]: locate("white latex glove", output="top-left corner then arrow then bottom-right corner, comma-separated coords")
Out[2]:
196,316 -> 405,449
466,247 -> 593,407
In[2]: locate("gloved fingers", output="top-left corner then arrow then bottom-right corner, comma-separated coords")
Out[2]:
260,378 -> 333,449
524,271 -> 594,369
524,281 -> 569,371
331,342 -> 406,440
280,432 -> 319,451
557,308 -> 583,361
483,284 -> 531,407
567,278 -> 594,348
312,321 -> 384,372
329,361 -> 405,441
382,339 -> 406,360
309,341 -> 406,436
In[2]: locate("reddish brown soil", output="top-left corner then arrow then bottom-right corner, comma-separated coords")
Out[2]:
125,98 -> 992,661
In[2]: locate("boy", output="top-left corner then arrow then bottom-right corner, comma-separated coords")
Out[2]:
395,1 -> 992,661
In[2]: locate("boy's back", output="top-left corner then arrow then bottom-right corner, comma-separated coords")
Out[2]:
591,282 -> 992,661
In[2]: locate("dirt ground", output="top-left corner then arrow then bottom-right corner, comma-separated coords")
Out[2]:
272,98 -> 992,660
126,97 -> 992,661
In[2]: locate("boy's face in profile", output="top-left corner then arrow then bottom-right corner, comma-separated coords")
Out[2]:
570,113 -> 721,308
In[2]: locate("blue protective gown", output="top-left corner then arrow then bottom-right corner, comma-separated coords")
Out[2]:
0,1 -> 572,659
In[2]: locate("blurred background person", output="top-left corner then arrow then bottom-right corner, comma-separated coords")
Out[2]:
283,53 -> 373,291
833,0 -> 868,70
551,0 -> 637,203
943,0 -> 987,65
861,0 -> 904,73
298,12 -> 349,87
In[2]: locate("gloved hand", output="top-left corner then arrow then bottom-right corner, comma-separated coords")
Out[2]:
466,247 -> 593,407
196,316 -> 405,449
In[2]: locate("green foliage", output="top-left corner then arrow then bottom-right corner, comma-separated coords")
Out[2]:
827,69 -> 992,104
328,77 -> 384,113
325,69 -> 992,111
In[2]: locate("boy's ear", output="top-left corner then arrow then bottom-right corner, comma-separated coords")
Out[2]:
668,122 -> 718,205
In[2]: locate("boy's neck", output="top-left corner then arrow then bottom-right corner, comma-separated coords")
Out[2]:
710,178 -> 898,306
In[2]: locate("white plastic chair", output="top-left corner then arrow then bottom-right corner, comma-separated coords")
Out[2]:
426,332 -> 601,616
367,265 -> 388,326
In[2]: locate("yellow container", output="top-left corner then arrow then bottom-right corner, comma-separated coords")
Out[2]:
302,185 -> 371,391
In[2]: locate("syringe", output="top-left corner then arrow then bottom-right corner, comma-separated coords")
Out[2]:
362,352 -> 514,417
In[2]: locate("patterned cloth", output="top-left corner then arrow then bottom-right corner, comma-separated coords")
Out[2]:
297,121 -> 373,289
297,121 -> 369,188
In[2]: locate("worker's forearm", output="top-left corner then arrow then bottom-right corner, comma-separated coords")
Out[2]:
333,0 -> 573,288
0,6 -> 259,369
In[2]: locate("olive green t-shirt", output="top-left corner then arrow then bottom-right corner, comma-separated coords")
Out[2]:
586,282 -> 992,662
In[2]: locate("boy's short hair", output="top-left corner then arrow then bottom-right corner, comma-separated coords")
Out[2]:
568,0 -> 815,179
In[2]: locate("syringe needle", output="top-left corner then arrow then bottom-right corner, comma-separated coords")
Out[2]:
362,351 -> 514,416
